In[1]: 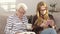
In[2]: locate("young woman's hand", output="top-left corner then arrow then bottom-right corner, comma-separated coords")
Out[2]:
46,20 -> 56,28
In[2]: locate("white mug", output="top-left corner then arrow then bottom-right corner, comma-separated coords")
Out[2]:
26,24 -> 32,29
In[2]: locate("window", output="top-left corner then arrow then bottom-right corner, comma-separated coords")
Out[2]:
0,0 -> 16,12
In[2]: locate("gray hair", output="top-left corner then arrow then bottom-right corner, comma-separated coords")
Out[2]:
16,3 -> 28,11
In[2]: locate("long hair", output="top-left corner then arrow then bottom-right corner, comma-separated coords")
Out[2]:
34,1 -> 49,26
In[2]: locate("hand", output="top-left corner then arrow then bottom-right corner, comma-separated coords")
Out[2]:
46,20 -> 54,26
40,22 -> 47,27
40,20 -> 52,27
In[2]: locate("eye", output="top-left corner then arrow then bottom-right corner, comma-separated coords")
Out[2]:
40,9 -> 46,11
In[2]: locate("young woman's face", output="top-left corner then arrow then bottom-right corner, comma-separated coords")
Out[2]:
40,6 -> 46,15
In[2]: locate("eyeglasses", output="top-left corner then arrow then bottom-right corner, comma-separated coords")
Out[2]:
40,9 -> 46,11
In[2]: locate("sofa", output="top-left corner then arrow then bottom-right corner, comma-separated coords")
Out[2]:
0,14 -> 59,34
0,15 -> 33,34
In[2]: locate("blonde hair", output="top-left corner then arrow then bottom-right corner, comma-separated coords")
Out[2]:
35,1 -> 49,26
16,3 -> 28,11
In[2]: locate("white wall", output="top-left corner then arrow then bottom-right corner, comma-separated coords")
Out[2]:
16,0 -> 47,15
16,0 -> 60,15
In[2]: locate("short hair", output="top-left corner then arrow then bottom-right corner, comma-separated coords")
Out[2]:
16,3 -> 28,11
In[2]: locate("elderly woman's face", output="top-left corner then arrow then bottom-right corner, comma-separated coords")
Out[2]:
40,6 -> 46,15
17,7 -> 25,17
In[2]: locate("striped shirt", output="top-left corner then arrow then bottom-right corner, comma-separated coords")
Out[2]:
4,14 -> 28,34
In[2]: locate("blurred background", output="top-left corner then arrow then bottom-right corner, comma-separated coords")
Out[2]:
0,0 -> 60,34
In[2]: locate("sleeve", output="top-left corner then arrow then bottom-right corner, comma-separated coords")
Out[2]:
4,16 -> 14,34
31,15 -> 37,25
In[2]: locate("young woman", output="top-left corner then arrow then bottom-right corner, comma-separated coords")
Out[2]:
32,1 -> 56,34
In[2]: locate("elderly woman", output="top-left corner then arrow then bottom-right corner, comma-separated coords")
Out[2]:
4,3 -> 28,34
